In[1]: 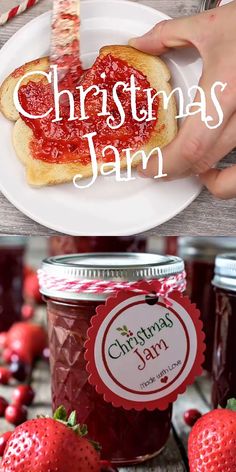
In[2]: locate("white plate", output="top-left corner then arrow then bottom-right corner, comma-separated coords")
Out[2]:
0,0 -> 202,235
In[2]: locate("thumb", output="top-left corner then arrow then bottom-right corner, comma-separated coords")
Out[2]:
129,17 -> 197,56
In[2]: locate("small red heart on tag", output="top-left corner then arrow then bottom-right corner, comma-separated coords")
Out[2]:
161,376 -> 168,384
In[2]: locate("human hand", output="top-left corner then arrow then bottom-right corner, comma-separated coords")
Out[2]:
129,1 -> 236,199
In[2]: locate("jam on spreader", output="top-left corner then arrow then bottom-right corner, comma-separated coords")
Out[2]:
40,253 -> 186,465
18,54 -> 159,165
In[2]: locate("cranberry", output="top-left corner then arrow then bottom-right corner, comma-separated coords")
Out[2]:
21,304 -> 34,321
0,367 -> 11,385
24,272 -> 41,303
0,432 -> 13,456
12,385 -> 35,407
10,360 -> 30,382
184,409 -> 202,427
0,397 -> 8,417
5,404 -> 28,426
42,347 -> 50,362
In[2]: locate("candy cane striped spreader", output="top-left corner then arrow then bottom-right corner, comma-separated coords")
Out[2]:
0,0 -> 41,26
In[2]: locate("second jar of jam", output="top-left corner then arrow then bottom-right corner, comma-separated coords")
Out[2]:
212,253 -> 236,408
49,236 -> 147,255
39,252 -> 186,466
178,237 -> 236,372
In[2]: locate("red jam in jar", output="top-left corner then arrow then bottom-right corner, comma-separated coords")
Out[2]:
178,237 -> 236,372
212,253 -> 236,407
49,236 -> 147,256
0,237 -> 26,332
40,253 -> 185,465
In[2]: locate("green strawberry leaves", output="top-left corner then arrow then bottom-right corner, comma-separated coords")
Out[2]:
225,398 -> 236,412
53,406 -> 86,433
77,424 -> 88,437
53,406 -> 101,451
90,440 -> 102,452
67,411 -> 77,428
53,405 -> 67,422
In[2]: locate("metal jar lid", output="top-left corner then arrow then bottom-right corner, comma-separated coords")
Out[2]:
40,252 -> 185,300
178,237 -> 236,262
212,253 -> 236,291
201,0 -> 231,11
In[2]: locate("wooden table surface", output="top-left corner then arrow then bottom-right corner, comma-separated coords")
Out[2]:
0,341 -> 212,472
1,0 -> 235,237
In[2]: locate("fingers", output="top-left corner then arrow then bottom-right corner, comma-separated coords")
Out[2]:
139,111 -> 236,199
198,110 -> 236,200
129,17 -> 196,56
209,112 -> 236,159
129,6 -> 232,56
200,166 -> 236,199
138,73 -> 233,179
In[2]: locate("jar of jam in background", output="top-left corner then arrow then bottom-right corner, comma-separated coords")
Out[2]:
178,237 -> 236,372
49,236 -> 147,256
164,237 -> 178,256
0,237 -> 27,332
40,252 -> 186,466
212,254 -> 236,408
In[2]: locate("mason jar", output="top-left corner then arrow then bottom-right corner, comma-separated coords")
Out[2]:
212,253 -> 236,407
0,237 -> 27,332
39,252 -> 186,466
178,237 -> 236,372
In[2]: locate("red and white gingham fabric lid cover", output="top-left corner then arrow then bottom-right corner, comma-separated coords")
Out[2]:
38,252 -> 186,300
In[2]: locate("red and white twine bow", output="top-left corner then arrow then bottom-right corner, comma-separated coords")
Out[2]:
0,0 -> 41,26
38,270 -> 186,298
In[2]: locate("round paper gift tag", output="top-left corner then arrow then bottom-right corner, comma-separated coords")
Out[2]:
85,282 -> 205,411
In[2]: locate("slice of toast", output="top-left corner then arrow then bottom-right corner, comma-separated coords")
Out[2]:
0,46 -> 177,187
0,57 -> 49,122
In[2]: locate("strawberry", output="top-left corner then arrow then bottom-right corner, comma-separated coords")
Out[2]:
24,271 -> 42,304
5,322 -> 47,364
0,432 -> 13,457
0,332 -> 7,350
1,406 -> 101,472
188,398 -> 236,471
23,265 -> 34,278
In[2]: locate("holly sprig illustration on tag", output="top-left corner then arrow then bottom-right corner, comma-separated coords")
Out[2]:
116,326 -> 133,338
